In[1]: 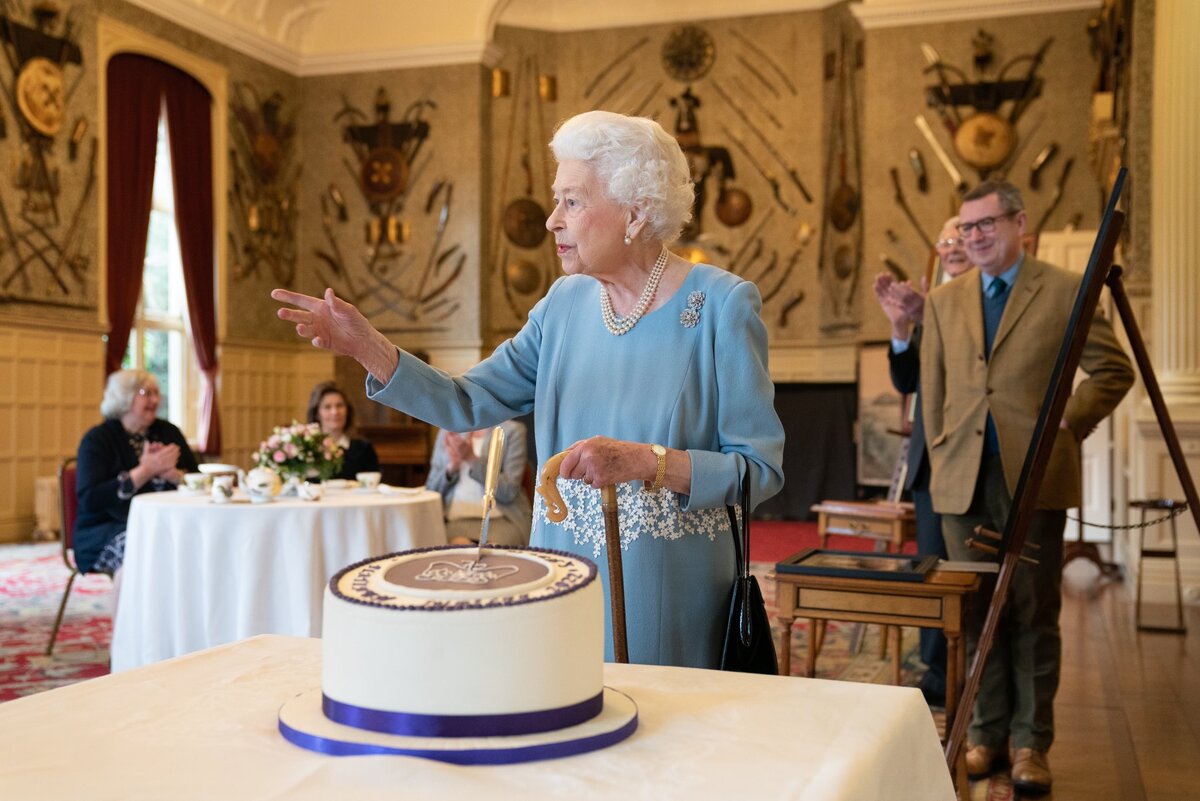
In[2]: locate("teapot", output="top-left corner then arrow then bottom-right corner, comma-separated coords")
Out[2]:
244,466 -> 282,504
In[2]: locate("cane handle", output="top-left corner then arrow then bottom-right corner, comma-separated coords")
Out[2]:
536,449 -> 571,522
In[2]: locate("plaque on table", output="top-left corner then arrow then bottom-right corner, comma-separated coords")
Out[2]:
776,547 -> 938,582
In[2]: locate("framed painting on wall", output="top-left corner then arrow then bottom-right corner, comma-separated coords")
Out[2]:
856,342 -> 905,487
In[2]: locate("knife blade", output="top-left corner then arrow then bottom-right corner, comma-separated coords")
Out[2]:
476,426 -> 507,562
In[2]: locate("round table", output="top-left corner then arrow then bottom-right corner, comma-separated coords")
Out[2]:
110,487 -> 446,672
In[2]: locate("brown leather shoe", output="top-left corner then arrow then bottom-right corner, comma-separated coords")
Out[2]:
965,743 -> 1005,780
1011,748 -> 1052,795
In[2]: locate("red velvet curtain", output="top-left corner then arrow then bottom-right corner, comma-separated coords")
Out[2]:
104,55 -> 162,376
105,54 -> 221,454
164,73 -> 221,455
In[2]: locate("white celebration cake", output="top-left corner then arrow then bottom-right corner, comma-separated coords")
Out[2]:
278,544 -> 638,763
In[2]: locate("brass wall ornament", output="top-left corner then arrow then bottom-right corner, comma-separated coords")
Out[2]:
661,25 -> 716,83
315,88 -> 461,328
229,81 -> 299,285
921,34 -> 1054,178
0,1 -> 94,308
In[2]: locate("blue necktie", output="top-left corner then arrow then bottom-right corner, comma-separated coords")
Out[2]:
983,277 -> 1009,358
982,278 -> 1009,455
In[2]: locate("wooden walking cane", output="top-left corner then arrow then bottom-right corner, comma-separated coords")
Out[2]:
536,450 -> 629,663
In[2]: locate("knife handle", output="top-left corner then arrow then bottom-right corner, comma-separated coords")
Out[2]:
481,426 -> 506,514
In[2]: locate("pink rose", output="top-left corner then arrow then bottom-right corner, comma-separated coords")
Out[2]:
273,450 -> 286,463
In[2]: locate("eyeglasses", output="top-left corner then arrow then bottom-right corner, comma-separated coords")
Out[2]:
137,387 -> 161,398
935,237 -> 961,249
957,211 -> 1018,237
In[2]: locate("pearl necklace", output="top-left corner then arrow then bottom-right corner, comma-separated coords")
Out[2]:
599,247 -> 669,336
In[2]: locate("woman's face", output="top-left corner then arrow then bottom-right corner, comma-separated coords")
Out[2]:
546,159 -> 630,279
124,381 -> 160,432
317,392 -> 348,436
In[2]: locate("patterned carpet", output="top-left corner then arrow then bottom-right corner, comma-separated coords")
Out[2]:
0,543 -> 112,701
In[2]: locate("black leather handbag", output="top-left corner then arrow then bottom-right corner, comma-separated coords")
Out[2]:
719,472 -> 779,675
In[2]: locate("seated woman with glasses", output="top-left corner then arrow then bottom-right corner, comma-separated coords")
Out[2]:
306,381 -> 380,481
75,370 -> 199,580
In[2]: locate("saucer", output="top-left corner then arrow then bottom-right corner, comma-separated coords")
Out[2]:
378,485 -> 424,497
323,479 -> 359,491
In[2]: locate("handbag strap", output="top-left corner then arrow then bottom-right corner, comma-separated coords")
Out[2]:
726,470 -> 753,580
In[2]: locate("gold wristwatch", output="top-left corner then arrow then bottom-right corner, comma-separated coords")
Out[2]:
645,443 -> 667,491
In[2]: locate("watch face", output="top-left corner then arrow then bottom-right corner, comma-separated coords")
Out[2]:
651,444 -> 666,456
662,25 -> 716,82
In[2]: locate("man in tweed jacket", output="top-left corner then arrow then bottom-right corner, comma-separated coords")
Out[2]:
921,181 -> 1133,794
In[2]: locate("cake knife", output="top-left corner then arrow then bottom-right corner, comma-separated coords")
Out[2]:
475,425 -> 507,563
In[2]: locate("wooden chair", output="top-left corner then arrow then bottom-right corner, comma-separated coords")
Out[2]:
45,457 -> 90,656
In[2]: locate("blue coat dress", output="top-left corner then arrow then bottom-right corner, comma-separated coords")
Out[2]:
368,264 -> 785,667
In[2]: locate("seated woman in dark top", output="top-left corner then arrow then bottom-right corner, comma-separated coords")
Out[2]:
75,370 -> 199,578
306,381 -> 379,480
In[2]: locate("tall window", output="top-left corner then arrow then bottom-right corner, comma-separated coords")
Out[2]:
122,111 -> 197,435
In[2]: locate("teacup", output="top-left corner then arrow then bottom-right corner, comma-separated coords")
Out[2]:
356,471 -> 382,491
183,472 -> 211,493
211,475 -> 235,504
298,481 -> 324,502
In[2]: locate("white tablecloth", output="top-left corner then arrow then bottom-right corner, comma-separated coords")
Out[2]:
0,636 -> 954,801
110,489 -> 445,672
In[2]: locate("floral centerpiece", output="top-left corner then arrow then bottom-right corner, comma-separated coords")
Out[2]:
253,421 -> 344,484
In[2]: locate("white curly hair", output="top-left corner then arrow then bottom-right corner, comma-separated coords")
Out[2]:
100,369 -> 157,419
549,111 -> 694,244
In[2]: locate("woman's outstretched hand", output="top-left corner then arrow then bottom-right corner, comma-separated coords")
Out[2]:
271,288 -> 399,382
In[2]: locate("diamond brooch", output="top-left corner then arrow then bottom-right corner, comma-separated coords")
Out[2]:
680,291 -> 705,328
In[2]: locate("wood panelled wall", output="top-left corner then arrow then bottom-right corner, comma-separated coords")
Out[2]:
215,342 -> 334,473
0,323 -> 105,541
0,329 -> 331,543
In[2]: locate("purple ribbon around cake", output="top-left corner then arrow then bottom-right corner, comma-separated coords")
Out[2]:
322,691 -> 605,737
278,715 -> 639,764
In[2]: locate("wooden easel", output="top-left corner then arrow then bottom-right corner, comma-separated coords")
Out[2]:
945,169 -> 1200,778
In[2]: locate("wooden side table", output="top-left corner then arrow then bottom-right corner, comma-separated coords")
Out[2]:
811,500 -> 918,552
809,500 -> 920,659
771,568 -> 981,739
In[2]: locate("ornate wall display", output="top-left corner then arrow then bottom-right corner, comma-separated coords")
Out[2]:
314,88 -> 462,330
229,81 -> 299,286
491,52 -> 557,323
817,29 -> 864,335
0,1 -> 93,308
550,19 -> 821,338
921,33 -> 1052,180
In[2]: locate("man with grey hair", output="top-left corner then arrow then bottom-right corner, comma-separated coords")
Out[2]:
920,180 -> 1133,794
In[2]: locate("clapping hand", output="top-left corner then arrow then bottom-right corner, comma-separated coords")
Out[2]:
873,273 -> 927,339
444,431 -> 476,471
141,441 -> 182,482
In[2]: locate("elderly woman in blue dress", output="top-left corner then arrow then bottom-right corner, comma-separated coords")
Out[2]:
273,110 -> 785,668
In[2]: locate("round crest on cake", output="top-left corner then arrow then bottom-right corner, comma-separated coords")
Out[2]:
279,544 -> 638,763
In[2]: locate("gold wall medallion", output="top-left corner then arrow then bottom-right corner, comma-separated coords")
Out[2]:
953,112 -> 1015,170
16,57 -> 65,137
662,25 -> 716,82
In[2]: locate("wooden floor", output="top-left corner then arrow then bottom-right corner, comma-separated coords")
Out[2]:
993,559 -> 1200,800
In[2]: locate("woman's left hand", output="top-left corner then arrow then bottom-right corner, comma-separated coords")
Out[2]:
559,436 -> 655,489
